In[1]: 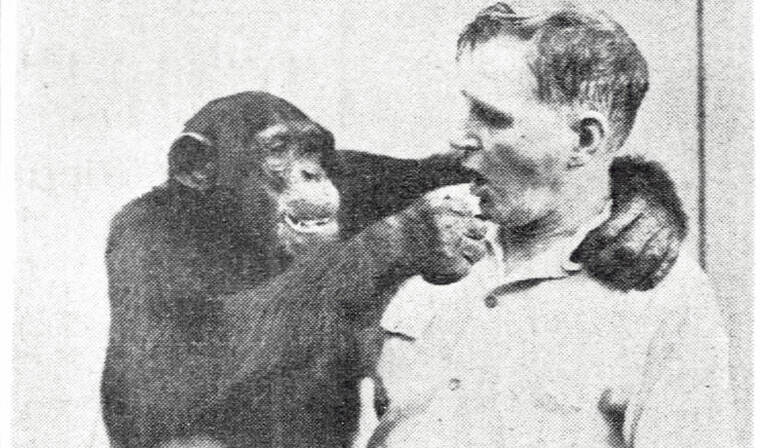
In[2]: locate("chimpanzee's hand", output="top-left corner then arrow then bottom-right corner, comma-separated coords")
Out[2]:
399,185 -> 489,285
571,156 -> 688,291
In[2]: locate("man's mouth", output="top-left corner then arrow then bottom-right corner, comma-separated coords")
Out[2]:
282,213 -> 335,234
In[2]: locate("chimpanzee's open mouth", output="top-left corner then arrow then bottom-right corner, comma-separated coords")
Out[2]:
282,213 -> 335,234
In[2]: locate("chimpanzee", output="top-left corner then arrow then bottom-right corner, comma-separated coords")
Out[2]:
101,91 -> 686,448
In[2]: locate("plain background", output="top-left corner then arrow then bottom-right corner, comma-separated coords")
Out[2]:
13,0 -> 752,446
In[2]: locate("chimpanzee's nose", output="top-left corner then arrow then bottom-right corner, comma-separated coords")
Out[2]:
301,168 -> 322,182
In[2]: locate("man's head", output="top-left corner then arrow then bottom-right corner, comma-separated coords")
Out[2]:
451,3 -> 648,229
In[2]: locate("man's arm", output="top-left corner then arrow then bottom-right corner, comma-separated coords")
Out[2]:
623,282 -> 735,447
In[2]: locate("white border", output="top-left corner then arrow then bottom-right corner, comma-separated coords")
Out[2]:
753,0 -> 759,443
0,0 -> 756,446
1,0 -> 18,445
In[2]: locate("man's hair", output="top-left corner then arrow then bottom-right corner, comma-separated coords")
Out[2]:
457,3 -> 649,149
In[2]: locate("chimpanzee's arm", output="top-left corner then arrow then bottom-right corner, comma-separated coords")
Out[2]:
326,150 -> 473,238
329,150 -> 688,292
215,216 -> 412,402
103,205 -> 216,447
571,155 -> 688,291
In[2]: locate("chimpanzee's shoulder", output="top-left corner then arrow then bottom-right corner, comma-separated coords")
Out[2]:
108,184 -> 174,245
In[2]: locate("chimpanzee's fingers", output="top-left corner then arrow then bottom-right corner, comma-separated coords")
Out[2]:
583,243 -> 639,291
459,235 -> 488,265
426,184 -> 478,216
446,219 -> 486,263
614,226 -> 671,291
608,210 -> 665,259
446,197 -> 476,217
598,197 -> 648,239
581,221 -> 663,291
463,218 -> 488,241
573,199 -> 647,264
635,234 -> 681,291
584,226 -> 673,292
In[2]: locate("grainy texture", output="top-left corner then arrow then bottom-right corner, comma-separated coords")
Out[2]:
13,1 -> 751,447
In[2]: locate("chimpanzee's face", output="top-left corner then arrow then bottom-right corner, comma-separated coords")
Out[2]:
235,120 -> 340,255
172,93 -> 342,257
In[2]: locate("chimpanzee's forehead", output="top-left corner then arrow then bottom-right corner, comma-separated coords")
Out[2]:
256,123 -> 289,140
183,92 -> 331,150
255,121 -> 325,140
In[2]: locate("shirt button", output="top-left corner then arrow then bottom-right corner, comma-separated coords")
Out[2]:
448,378 -> 461,391
484,294 -> 498,308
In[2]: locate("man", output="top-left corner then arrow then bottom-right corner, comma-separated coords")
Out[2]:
368,4 -> 734,447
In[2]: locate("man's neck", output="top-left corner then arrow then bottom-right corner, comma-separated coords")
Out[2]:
499,195 -> 609,264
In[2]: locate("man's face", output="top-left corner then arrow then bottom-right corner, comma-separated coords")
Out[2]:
452,36 -> 579,228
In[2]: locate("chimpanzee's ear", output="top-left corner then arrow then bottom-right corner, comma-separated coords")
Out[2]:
168,132 -> 218,190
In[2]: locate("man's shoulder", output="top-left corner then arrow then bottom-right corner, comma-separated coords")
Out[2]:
658,254 -> 727,332
576,252 -> 720,323
647,253 -> 716,307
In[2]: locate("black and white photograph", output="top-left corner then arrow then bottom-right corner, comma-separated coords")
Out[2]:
3,0 -> 754,447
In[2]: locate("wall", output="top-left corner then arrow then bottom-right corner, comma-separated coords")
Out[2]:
703,0 -> 753,444
13,1 -> 746,447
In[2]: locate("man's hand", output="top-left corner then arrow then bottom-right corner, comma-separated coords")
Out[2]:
398,185 -> 489,285
572,156 -> 688,291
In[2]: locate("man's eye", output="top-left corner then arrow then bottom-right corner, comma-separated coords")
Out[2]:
472,102 -> 513,129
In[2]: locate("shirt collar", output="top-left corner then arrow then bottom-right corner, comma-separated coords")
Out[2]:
380,202 -> 612,340
492,202 -> 612,284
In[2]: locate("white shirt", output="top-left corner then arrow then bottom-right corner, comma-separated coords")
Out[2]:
369,212 -> 735,448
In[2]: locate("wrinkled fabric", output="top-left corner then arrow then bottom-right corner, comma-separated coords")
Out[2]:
372,213 -> 734,448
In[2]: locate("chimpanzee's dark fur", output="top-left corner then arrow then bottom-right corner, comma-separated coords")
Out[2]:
101,92 -> 687,448
101,92 -> 472,448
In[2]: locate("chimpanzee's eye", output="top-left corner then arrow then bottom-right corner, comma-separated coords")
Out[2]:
304,143 -> 323,154
267,136 -> 287,152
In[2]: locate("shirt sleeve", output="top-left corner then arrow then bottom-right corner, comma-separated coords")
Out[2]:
624,283 -> 736,448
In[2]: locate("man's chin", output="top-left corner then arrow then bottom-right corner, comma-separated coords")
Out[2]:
483,205 -> 536,229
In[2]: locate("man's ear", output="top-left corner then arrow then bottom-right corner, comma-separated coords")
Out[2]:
168,132 -> 218,190
568,111 -> 608,168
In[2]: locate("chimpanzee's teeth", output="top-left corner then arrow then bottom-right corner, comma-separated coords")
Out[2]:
283,214 -> 332,233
